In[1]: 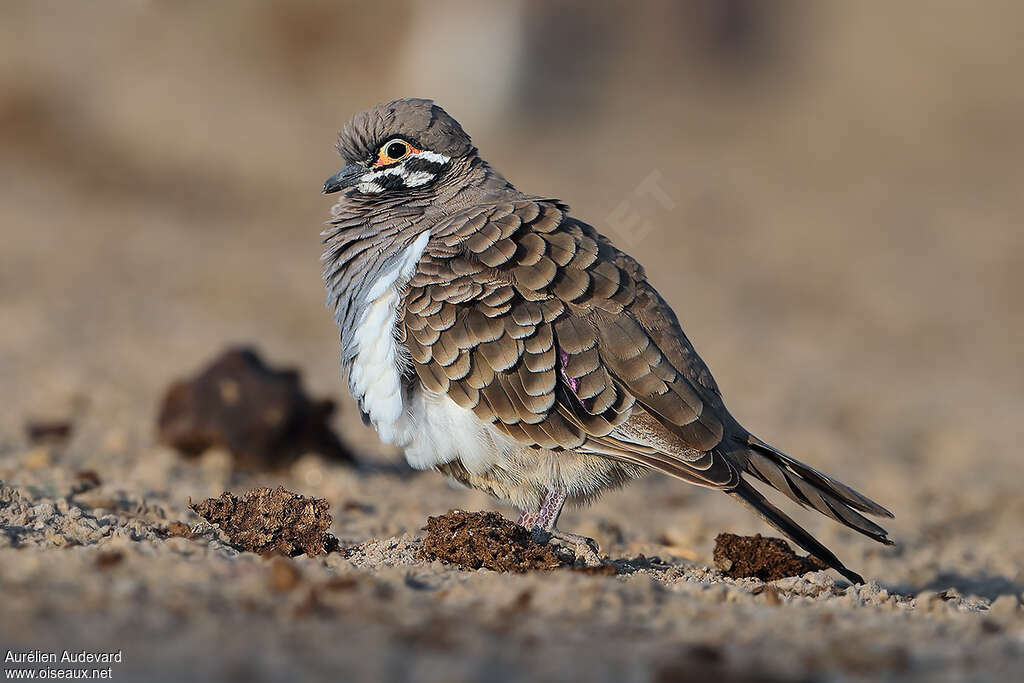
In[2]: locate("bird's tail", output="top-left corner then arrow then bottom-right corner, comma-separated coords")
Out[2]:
727,435 -> 894,584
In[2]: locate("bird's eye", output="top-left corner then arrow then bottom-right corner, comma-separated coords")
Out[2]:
386,141 -> 408,159
376,139 -> 414,166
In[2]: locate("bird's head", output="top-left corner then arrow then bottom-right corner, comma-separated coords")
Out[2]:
323,98 -> 476,199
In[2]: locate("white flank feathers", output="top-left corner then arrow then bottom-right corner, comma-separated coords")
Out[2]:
347,227 -> 515,473
348,231 -> 430,444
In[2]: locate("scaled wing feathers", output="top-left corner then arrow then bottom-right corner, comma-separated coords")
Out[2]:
402,199 -> 738,489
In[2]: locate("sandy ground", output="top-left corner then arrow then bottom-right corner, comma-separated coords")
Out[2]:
1,429 -> 1022,682
2,3 -> 1024,681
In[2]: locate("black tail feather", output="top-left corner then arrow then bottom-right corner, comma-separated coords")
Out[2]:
727,479 -> 866,584
741,437 -> 894,547
747,435 -> 893,518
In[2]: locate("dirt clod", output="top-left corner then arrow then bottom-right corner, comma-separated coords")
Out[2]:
74,470 -> 101,488
189,486 -> 340,557
24,419 -> 73,445
163,521 -> 193,538
267,557 -> 302,592
323,576 -> 359,592
157,347 -> 353,470
713,533 -> 827,581
95,550 -> 123,568
419,510 -> 563,573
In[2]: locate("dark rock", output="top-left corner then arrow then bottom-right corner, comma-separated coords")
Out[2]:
70,470 -> 102,496
74,470 -> 101,487
24,419 -> 72,444
655,643 -> 795,683
95,550 -> 123,569
713,533 -> 827,581
189,486 -> 339,557
157,347 -> 352,470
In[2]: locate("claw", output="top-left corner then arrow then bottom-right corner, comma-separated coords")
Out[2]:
534,528 -> 603,567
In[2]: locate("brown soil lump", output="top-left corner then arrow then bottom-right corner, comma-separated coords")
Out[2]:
419,510 -> 562,572
190,486 -> 339,557
713,533 -> 827,581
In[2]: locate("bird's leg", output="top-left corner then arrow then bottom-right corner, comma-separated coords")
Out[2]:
516,509 -> 539,529
524,485 -> 602,567
533,484 -> 567,531
515,486 -> 564,532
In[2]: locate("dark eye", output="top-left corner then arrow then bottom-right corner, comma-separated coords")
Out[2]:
386,141 -> 407,159
376,139 -> 413,166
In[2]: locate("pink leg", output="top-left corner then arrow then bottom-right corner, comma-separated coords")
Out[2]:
519,486 -> 602,566
517,485 -> 565,530
517,509 -> 539,528
534,485 -> 568,531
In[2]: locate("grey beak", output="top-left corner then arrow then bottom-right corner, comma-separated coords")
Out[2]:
322,164 -> 364,194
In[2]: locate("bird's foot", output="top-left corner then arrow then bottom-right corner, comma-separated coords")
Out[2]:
531,528 -> 603,567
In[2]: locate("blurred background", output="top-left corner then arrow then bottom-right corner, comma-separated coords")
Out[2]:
2,3 -> 1024,679
1,0 -> 1022,578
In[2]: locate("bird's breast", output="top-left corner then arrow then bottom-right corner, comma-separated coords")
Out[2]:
347,231 -> 430,446
344,228 -> 521,474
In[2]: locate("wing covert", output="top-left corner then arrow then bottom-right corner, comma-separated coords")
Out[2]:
401,199 -> 736,488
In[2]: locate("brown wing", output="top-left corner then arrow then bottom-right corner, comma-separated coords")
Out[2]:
401,199 -> 738,489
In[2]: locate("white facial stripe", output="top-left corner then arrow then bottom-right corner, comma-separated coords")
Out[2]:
410,150 -> 451,164
357,180 -> 384,193
358,167 -> 400,184
404,171 -> 435,187
354,151 -> 451,193
372,166 -> 406,178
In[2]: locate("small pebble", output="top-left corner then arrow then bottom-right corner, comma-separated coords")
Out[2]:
267,557 -> 302,592
989,595 -> 1021,622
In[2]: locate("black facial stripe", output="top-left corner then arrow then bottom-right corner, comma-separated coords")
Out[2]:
403,157 -> 448,175
376,174 -> 408,192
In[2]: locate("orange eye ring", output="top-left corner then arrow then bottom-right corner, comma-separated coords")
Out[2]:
375,138 -> 420,166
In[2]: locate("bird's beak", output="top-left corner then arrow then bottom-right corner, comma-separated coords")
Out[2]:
322,164 -> 364,194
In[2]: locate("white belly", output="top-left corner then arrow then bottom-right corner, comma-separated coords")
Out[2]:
402,388 -> 521,473
348,230 -> 516,473
347,231 -> 428,446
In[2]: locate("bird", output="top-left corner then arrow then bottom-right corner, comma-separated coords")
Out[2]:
321,98 -> 893,583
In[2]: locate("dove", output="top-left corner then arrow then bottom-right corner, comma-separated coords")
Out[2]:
321,98 -> 892,581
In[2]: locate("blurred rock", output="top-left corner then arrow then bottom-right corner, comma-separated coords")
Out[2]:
267,556 -> 302,593
163,521 -> 193,539
24,418 -> 73,445
988,594 -> 1022,622
23,447 -> 52,470
156,347 -> 353,470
